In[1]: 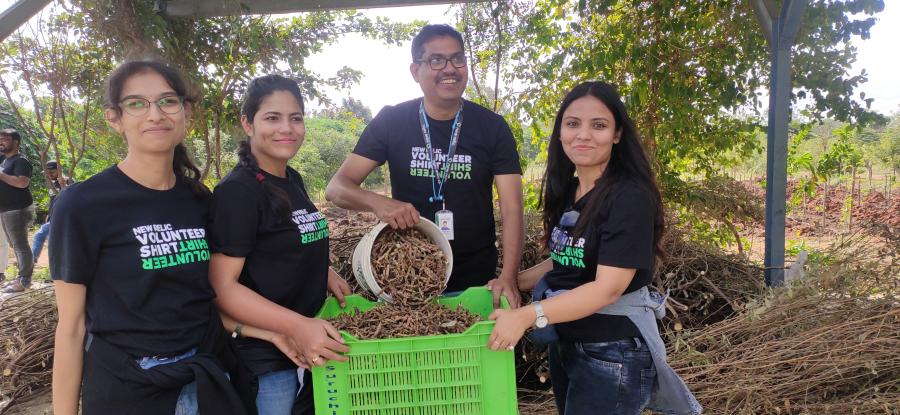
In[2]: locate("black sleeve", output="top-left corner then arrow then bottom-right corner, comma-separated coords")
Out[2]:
49,188 -> 99,284
595,185 -> 655,270
491,117 -> 522,175
352,106 -> 391,164
208,180 -> 260,257
12,159 -> 32,178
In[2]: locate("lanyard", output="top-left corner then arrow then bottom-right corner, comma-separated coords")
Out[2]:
418,99 -> 464,207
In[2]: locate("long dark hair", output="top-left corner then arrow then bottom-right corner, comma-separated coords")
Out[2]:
239,74 -> 306,218
540,81 -> 666,257
103,59 -> 209,199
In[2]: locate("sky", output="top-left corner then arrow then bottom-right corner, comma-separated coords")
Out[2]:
1,1 -> 898,116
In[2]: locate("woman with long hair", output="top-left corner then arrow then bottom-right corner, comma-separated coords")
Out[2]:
207,74 -> 351,415
488,82 -> 700,414
51,60 -> 255,415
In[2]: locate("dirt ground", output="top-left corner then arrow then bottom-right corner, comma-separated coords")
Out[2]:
2,393 -> 51,415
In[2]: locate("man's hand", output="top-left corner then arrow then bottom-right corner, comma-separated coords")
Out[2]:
372,197 -> 420,229
486,275 -> 522,309
327,268 -> 352,308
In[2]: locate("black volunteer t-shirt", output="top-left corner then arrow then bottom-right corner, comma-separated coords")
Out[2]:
543,179 -> 657,343
209,165 -> 330,376
353,98 -> 522,291
0,154 -> 34,212
50,166 -> 214,357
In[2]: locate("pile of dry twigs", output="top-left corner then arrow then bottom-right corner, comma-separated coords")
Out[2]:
654,227 -> 766,332
0,287 -> 56,413
667,240 -> 900,415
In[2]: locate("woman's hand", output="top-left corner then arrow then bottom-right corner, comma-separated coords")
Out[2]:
288,316 -> 350,367
327,268 -> 352,307
487,306 -> 536,351
269,333 -> 306,369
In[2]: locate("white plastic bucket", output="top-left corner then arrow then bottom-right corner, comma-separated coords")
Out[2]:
351,217 -> 453,302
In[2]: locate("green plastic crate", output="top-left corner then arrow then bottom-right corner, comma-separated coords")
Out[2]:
312,287 -> 518,415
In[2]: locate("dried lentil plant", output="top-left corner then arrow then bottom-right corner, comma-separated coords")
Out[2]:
331,302 -> 480,340
370,227 -> 447,305
0,287 -> 56,414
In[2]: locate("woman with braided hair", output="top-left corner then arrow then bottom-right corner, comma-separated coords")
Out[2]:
207,74 -> 351,415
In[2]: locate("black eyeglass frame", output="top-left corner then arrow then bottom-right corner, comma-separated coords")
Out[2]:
415,53 -> 468,70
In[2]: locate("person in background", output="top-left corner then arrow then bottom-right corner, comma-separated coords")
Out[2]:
326,24 -> 524,308
0,128 -> 35,293
488,82 -> 701,415
31,160 -> 74,265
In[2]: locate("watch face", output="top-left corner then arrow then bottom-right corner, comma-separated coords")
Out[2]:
535,316 -> 549,328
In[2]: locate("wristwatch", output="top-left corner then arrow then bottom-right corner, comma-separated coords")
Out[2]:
532,301 -> 548,328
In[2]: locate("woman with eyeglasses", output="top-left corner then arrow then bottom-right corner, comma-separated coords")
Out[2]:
50,59 -> 257,415
207,74 -> 350,415
487,82 -> 700,414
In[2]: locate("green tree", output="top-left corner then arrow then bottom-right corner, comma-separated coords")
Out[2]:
453,0 -> 884,235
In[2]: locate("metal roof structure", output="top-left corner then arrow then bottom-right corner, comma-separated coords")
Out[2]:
0,0 -> 807,286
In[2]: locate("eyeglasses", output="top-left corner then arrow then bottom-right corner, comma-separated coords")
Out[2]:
119,96 -> 185,117
416,53 -> 467,70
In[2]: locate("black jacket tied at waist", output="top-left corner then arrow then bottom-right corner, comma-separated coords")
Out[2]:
81,308 -> 257,415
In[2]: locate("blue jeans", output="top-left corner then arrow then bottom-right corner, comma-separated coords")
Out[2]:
137,348 -> 199,415
31,221 -> 50,262
256,368 -> 300,415
549,338 -> 656,415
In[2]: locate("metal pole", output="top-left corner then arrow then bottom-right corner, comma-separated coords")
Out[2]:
763,0 -> 807,286
0,0 -> 52,42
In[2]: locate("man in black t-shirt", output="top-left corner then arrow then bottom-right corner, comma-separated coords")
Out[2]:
326,24 -> 524,307
0,128 -> 35,293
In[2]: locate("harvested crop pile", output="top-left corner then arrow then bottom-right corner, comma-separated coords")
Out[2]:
668,244 -> 900,415
324,206 -> 379,297
331,302 -> 480,340
328,222 -> 475,340
654,228 -> 766,331
371,227 -> 447,304
496,213 -> 548,275
0,287 -> 56,414
669,294 -> 899,414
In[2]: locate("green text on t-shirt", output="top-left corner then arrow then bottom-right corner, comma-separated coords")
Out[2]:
134,224 -> 210,270
292,209 -> 329,245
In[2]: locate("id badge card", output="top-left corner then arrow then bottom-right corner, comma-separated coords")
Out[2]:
435,210 -> 455,240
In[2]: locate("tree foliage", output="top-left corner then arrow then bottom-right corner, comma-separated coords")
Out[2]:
454,0 -> 885,219
0,0 -> 423,199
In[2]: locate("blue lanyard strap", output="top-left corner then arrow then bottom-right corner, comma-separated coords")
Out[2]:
418,99 -> 464,204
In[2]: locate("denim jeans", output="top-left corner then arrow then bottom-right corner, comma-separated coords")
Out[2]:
31,221 -> 50,262
137,348 -> 199,415
0,204 -> 34,286
549,338 -> 656,415
256,368 -> 300,415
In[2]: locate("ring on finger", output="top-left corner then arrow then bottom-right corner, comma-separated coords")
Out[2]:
310,356 -> 320,364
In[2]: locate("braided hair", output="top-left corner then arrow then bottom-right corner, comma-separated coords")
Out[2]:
239,74 -> 306,218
